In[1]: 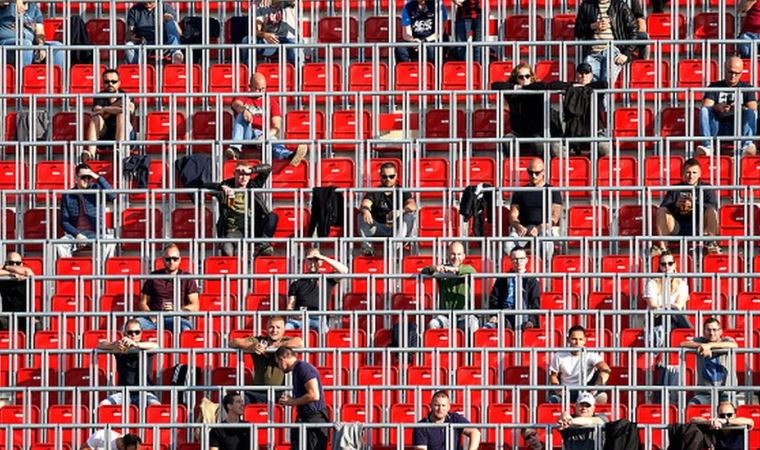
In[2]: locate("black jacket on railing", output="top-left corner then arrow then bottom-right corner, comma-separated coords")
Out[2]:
575,0 -> 639,59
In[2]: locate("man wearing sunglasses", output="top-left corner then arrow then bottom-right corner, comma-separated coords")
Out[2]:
358,162 -> 417,256
690,401 -> 755,449
98,318 -> 161,407
0,251 -> 35,332
681,318 -> 738,406
697,56 -> 758,157
57,163 -> 116,260
83,69 -> 135,162
507,158 -> 562,259
137,243 -> 199,333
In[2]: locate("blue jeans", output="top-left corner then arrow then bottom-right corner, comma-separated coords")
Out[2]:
240,35 -> 296,66
44,41 -> 65,67
455,16 -> 483,62
738,31 -> 760,58
395,43 -> 436,63
231,113 -> 293,160
286,316 -> 327,334
584,45 -> 623,86
0,38 -> 33,69
136,315 -> 193,333
124,20 -> 182,64
699,105 -> 757,149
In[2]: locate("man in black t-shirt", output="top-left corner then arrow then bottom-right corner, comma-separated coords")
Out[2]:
98,319 -> 161,407
697,56 -> 758,157
655,159 -> 720,255
0,252 -> 35,332
83,69 -> 135,162
210,392 -> 251,450
508,158 -> 562,258
285,248 -> 348,333
358,162 -> 417,256
690,401 -> 755,450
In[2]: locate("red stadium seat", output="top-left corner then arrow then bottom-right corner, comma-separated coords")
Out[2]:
86,19 -> 126,60
424,108 -> 465,151
117,64 -> 156,104
488,61 -> 513,87
190,111 -> 233,151
647,13 -> 686,53
243,404 -> 284,445
352,256 -> 386,296
613,107 -> 654,149
395,62 -> 434,103
69,64 -> 104,104
252,256 -> 288,296
363,16 -> 401,58
599,254 -> 641,297
703,254 -> 745,297
457,156 -> 496,186
255,63 -> 295,95
660,107 -> 699,146
720,204 -> 760,244
22,64 -> 63,105
50,295 -> 92,335
550,156 -> 591,198
740,156 -> 760,195
272,206 -> 309,239
2,64 -> 14,95
208,64 -> 249,101
418,206 -> 460,244
285,109 -> 325,143
302,63 -> 342,104
46,404 -> 88,445
144,404 -> 187,445
502,156 -> 534,189
695,155 -> 733,197
486,403 -> 529,446
129,160 -> 168,202
204,256 -> 240,296
551,255 -> 591,294
319,157 -> 355,188
637,404 -> 678,448
596,156 -> 638,198
441,61 -> 482,102
0,405 -> 40,447
331,109 -> 372,151
35,160 -> 71,201
568,205 -> 610,243
162,64 -> 203,104
551,14 -> 576,41
120,207 -> 163,251
422,328 -> 464,371
413,157 -> 449,197
535,60 -> 574,83
677,60 -> 719,101
317,16 -> 359,58
179,330 -> 220,369
324,329 -> 366,370
1,209 -> 14,242
389,403 -> 427,446
471,109 -> 510,150
55,257 -> 93,297
145,112 -> 187,153
504,15 -> 545,55
348,62 -> 389,102
103,257 -> 143,296
644,155 -> 684,190
32,330 -> 74,372
356,365 -> 397,408
618,205 -> 657,239
171,207 -> 214,246
52,112 -> 90,142
0,160 -> 28,191
629,60 -> 670,101
693,13 -> 734,52
271,160 -> 309,200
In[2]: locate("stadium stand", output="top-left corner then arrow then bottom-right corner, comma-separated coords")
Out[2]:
1,0 -> 760,448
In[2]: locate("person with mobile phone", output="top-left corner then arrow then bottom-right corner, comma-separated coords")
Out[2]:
422,241 -> 479,331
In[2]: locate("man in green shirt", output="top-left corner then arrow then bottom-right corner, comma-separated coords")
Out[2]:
422,241 -> 479,330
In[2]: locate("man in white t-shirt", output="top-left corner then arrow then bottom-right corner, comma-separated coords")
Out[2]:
548,325 -> 611,404
81,430 -> 142,450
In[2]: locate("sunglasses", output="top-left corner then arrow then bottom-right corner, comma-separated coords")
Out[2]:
125,329 -> 141,336
726,70 -> 742,76
381,174 -> 397,180
80,175 -> 94,181
104,79 -> 120,85
164,256 -> 180,262
660,261 -> 675,267
236,171 -> 252,176
5,260 -> 22,266
517,74 -> 532,80
527,170 -> 543,176
719,413 -> 734,419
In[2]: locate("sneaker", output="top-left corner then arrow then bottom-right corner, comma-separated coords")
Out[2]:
254,244 -> 274,257
360,245 -> 374,257
705,241 -> 722,255
171,50 -> 184,65
695,145 -> 712,156
741,142 -> 757,156
650,245 -> 666,257
80,150 -> 95,163
290,144 -> 308,167
224,147 -> 240,160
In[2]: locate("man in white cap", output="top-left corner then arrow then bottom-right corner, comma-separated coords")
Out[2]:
557,392 -> 608,449
81,431 -> 142,449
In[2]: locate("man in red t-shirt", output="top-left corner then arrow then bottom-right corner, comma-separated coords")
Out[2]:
739,0 -> 760,57
227,72 -> 307,165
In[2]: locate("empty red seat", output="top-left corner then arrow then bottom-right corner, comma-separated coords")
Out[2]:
550,156 -> 591,198
3,64 -> 15,94
0,160 -> 28,191
117,64 -> 156,103
302,63 -> 342,104
144,404 -> 187,445
613,107 -> 654,149
352,256 -> 386,296
677,59 -> 719,101
255,62 -> 295,95
596,156 -> 638,197
22,64 -> 63,105
171,207 -> 214,245
363,16 -> 401,58
441,61 -> 482,101
162,64 -> 202,104
551,14 -> 576,41
145,111 -> 187,153
271,206 -> 309,238
190,110 -> 233,151
647,13 -> 686,53
204,256 -> 239,296
331,109 -> 372,151
0,405 -> 40,446
504,15 -> 545,55
644,155 -> 684,190
252,256 -> 288,296
457,156 -> 497,186
418,206 -> 460,244
471,109 -> 510,150
208,64 -> 249,101
740,156 -> 760,194
285,109 -> 325,142
69,64 -> 103,104
720,204 -> 760,242
348,62 -> 389,103
271,160 -> 309,200
567,205 -> 610,241
104,256 -> 142,296
46,404 -> 88,444
629,60 -> 670,101
695,155 -> 733,197
413,157 -> 449,197
693,13 -> 734,52
55,257 -> 93,297
637,404 -> 678,448
86,18 -> 126,59
618,205 -> 657,239
394,61 -> 434,103
317,16 -> 359,58
319,157 -> 355,188
703,253 -> 745,297
52,112 -> 90,142
660,107 -> 698,144
424,108 -> 465,151
120,208 -> 163,250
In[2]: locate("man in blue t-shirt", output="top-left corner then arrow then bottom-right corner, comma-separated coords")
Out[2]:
697,56 -> 758,157
276,346 -> 329,450
412,391 -> 481,450
397,0 -> 447,63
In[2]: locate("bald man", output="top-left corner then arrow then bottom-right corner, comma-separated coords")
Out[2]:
508,158 -> 562,258
0,252 -> 35,332
228,72 -> 307,165
697,56 -> 758,157
422,241 -> 480,331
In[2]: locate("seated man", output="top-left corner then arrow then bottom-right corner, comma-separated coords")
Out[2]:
83,69 -> 135,162
422,241 -> 479,331
241,0 -> 297,65
126,1 -> 183,64
697,56 -> 757,157
285,248 -> 348,333
358,162 -> 416,256
486,247 -> 541,330
209,392 -> 250,450
0,1 -> 64,69
230,316 -> 304,404
654,158 -> 720,255
137,244 -> 199,333
396,0 -> 447,63
227,72 -> 307,164
412,391 -> 481,450
98,318 -> 161,407
0,251 -> 35,332
557,392 -> 608,447
690,401 -> 754,449
203,161 -> 278,257
549,325 -> 611,404
680,318 -> 738,405
738,0 -> 760,58
57,163 -> 116,260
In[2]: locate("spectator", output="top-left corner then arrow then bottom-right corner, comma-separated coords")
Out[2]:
549,325 -> 611,404
412,390 -> 482,450
680,317 -> 738,405
209,392 -> 251,450
575,0 -> 638,85
125,1 -> 183,64
654,159 -> 720,256
696,56 -> 758,157
630,0 -> 649,60
486,247 -> 541,331
0,1 -> 64,69
738,0 -> 760,58
453,0 -> 483,62
285,248 -> 348,333
81,431 -> 142,450
507,158 -> 562,258
230,316 -> 304,404
57,163 -> 116,260
690,401 -> 755,450
137,243 -> 199,333
275,346 -> 330,450
83,69 -> 135,162
422,241 -> 479,331
358,162 -> 417,256
203,161 -> 278,258
241,0 -> 297,65
396,0 -> 448,63
98,318 -> 161,407
0,251 -> 35,332
642,249 -> 691,346
492,64 -> 563,156
557,392 -> 608,449
227,72 -> 307,164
